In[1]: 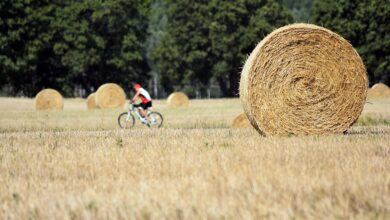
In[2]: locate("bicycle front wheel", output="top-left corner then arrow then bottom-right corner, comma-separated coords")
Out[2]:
147,112 -> 163,128
118,112 -> 135,129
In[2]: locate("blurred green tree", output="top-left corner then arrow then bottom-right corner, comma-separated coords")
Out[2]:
152,0 -> 293,97
312,0 -> 390,85
51,0 -> 150,95
209,0 -> 293,96
145,0 -> 167,98
151,0 -> 212,96
0,0 -> 150,96
0,0 -> 64,96
282,0 -> 313,22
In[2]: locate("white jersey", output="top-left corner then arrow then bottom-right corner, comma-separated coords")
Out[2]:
139,87 -> 152,102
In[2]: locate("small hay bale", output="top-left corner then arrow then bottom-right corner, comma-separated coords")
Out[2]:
86,93 -> 99,110
95,83 -> 126,109
240,23 -> 368,136
167,92 -> 189,107
231,113 -> 251,128
35,89 -> 64,111
367,83 -> 390,99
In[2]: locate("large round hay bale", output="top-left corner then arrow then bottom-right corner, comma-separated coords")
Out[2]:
240,23 -> 368,136
35,89 -> 64,111
86,93 -> 99,110
231,113 -> 251,128
95,83 -> 126,109
167,92 -> 189,107
367,83 -> 390,99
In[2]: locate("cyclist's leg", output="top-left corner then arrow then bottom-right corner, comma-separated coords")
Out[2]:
140,109 -> 147,117
139,103 -> 147,117
146,107 -> 152,115
132,104 -> 144,119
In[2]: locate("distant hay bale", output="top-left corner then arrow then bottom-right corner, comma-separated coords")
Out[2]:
231,113 -> 251,128
367,83 -> 390,99
35,89 -> 64,111
167,92 -> 189,107
95,83 -> 126,109
86,93 -> 99,110
240,23 -> 368,136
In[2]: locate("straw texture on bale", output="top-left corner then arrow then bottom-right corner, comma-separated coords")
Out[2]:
35,89 -> 64,111
95,83 -> 126,109
167,92 -> 189,107
367,83 -> 390,99
86,93 -> 99,110
231,113 -> 251,128
240,23 -> 368,136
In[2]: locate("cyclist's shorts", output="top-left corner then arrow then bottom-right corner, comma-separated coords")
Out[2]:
137,101 -> 152,109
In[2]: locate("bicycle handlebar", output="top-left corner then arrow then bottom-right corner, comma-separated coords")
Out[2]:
128,103 -> 134,111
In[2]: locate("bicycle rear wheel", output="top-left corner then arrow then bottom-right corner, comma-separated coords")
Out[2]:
118,112 -> 135,129
147,112 -> 163,128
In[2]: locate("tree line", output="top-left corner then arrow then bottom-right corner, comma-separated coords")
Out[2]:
0,0 -> 388,97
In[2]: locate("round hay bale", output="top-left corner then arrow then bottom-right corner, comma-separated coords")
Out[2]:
231,113 -> 251,128
367,83 -> 390,99
86,93 -> 99,110
95,83 -> 126,109
240,23 -> 368,136
167,92 -> 189,107
35,89 -> 64,111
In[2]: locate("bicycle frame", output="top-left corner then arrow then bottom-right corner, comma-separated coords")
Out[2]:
128,104 -> 150,121
118,103 -> 163,128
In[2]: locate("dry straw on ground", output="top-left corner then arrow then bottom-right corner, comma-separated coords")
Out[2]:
367,83 -> 390,99
86,93 -> 99,110
95,83 -> 126,109
240,23 -> 368,136
35,88 -> 64,111
167,92 -> 189,107
231,113 -> 251,128
1,97 -> 390,219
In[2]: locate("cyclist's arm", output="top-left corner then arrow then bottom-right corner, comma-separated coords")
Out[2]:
131,90 -> 141,103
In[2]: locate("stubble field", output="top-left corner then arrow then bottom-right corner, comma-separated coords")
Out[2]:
0,97 -> 389,219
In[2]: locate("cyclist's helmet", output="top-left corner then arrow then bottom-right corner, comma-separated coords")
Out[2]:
134,83 -> 141,91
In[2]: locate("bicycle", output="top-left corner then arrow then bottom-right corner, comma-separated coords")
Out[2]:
117,103 -> 163,129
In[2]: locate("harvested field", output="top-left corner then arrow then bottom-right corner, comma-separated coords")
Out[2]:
0,97 -> 389,219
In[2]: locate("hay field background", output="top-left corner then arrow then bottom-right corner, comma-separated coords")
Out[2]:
0,97 -> 390,219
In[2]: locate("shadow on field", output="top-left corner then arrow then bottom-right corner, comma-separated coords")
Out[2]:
345,127 -> 390,136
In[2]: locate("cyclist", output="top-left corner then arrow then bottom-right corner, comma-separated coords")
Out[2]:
130,83 -> 152,123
